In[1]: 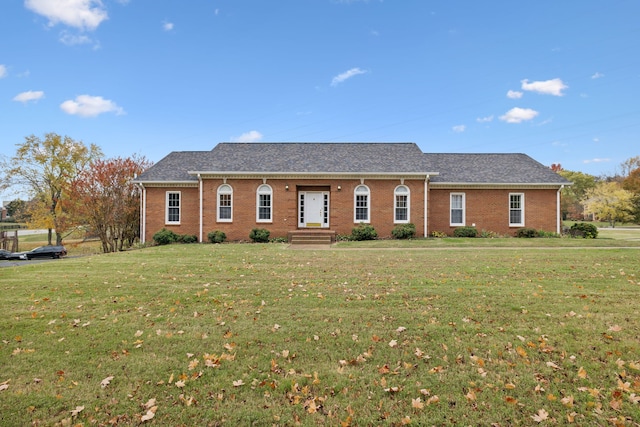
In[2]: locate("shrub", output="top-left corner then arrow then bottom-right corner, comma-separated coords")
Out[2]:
270,236 -> 288,243
453,226 -> 477,238
249,228 -> 270,243
177,234 -> 198,244
392,223 -> 416,239
569,222 -> 598,239
207,230 -> 226,244
537,230 -> 560,238
430,230 -> 448,238
479,229 -> 500,238
515,228 -> 538,238
351,223 -> 377,241
153,228 -> 179,245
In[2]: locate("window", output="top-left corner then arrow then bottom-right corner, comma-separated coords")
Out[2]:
450,193 -> 465,226
394,185 -> 410,223
509,193 -> 524,226
354,185 -> 370,222
256,184 -> 272,222
166,191 -> 180,224
217,184 -> 233,222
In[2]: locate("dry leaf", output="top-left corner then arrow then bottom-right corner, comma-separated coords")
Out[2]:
141,406 -> 157,422
577,366 -> 587,378
411,397 -> 424,409
70,405 -> 84,417
388,339 -> 398,348
100,376 -> 114,388
143,398 -> 157,409
531,408 -> 549,422
233,379 -> 245,387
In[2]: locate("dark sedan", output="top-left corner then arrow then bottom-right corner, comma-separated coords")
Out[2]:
0,249 -> 16,260
20,245 -> 67,260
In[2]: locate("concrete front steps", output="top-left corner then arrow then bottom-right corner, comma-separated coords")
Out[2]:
287,230 -> 336,246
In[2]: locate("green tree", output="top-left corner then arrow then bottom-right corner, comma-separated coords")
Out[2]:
622,167 -> 640,223
0,133 -> 102,245
583,181 -> 634,227
557,170 -> 597,220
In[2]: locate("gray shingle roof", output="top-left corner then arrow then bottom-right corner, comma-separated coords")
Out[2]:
134,143 -> 570,185
425,153 -> 571,184
135,143 -> 432,182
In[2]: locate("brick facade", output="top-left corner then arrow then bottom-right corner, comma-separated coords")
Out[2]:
428,188 -> 558,236
142,179 -> 560,242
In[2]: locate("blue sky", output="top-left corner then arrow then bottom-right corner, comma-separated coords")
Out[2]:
2,0 -> 639,200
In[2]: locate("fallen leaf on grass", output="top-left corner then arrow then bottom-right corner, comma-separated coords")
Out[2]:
233,379 -> 245,387
531,408 -> 549,422
141,406 -> 157,422
577,366 -> 587,378
609,325 -> 623,332
546,361 -> 562,370
411,397 -> 424,409
143,398 -> 156,409
70,405 -> 84,417
100,376 -> 114,388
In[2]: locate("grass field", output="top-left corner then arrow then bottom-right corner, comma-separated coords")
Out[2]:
1,237 -> 639,426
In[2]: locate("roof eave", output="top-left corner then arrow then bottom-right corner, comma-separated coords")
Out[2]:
188,171 -> 440,177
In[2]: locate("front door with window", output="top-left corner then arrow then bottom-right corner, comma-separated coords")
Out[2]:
298,191 -> 329,228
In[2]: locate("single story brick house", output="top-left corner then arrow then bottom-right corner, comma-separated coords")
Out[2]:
133,142 -> 571,242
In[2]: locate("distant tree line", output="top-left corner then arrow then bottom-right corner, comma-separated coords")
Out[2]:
555,155 -> 640,227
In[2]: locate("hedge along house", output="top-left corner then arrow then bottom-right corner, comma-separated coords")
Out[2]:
133,142 -> 571,243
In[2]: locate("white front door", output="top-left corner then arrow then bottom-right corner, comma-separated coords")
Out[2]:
299,191 -> 329,228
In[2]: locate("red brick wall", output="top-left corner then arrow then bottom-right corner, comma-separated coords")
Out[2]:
428,188 -> 558,236
143,181 -> 559,242
143,178 -> 427,242
144,186 -> 200,241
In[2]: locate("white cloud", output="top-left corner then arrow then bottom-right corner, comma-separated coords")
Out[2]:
591,72 -> 604,79
507,90 -> 522,99
521,78 -> 568,96
499,107 -> 539,124
476,115 -> 494,123
0,64 -> 7,78
583,158 -> 610,164
162,21 -> 174,31
60,95 -> 124,117
13,90 -> 45,103
331,68 -> 367,86
230,130 -> 263,142
25,0 -> 108,31
59,31 -> 94,46
452,125 -> 466,133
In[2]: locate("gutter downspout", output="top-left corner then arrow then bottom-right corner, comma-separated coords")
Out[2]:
557,185 -> 564,234
138,183 -> 146,244
198,174 -> 203,243
424,175 -> 430,238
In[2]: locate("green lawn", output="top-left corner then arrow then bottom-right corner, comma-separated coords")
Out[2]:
1,241 -> 639,426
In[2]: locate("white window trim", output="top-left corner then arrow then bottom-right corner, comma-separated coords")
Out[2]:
256,184 -> 273,223
165,191 -> 181,225
509,192 -> 525,227
394,185 -> 410,224
217,184 -> 233,223
450,192 -> 465,226
354,185 -> 371,223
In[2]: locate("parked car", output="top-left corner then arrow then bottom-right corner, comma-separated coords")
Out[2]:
0,249 -> 15,260
19,245 -> 67,260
